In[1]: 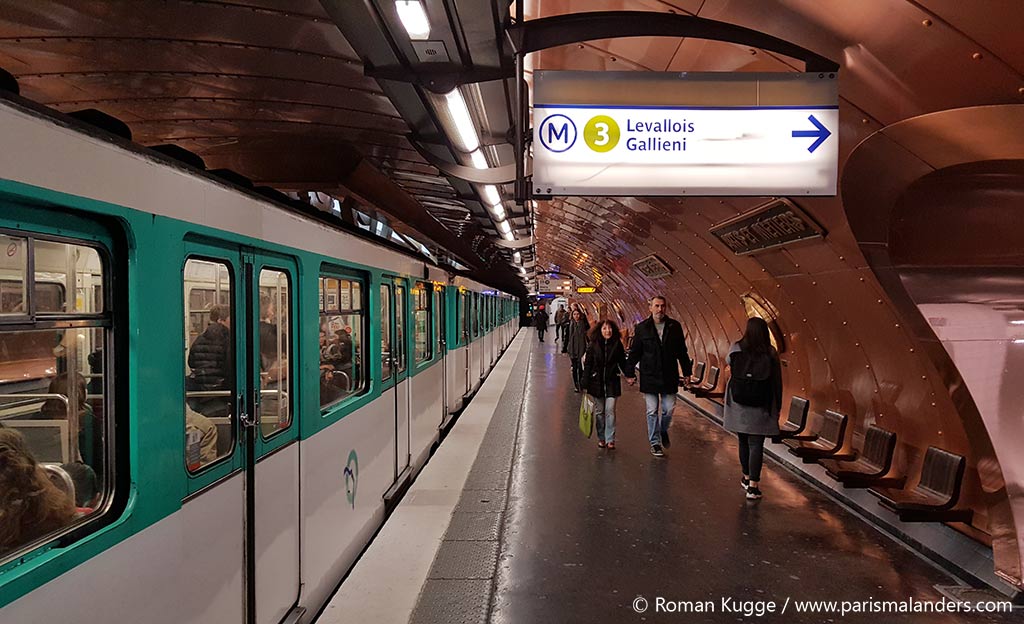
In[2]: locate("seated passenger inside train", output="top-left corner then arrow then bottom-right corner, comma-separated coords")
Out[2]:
39,372 -> 96,468
0,427 -> 77,556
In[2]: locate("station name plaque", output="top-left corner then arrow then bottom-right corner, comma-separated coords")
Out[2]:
532,71 -> 839,197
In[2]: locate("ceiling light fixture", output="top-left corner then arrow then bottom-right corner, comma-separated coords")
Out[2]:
513,251 -> 522,263
469,149 -> 488,169
491,203 -> 506,221
395,1 -> 430,40
497,220 -> 512,234
502,231 -> 515,241
443,88 -> 480,152
480,184 -> 501,207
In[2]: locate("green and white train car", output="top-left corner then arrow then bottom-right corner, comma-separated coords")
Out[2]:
0,95 -> 519,623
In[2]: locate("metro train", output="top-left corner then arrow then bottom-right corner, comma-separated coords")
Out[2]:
0,94 -> 519,623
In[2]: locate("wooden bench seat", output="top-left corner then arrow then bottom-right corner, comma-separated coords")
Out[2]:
771,396 -> 812,443
819,425 -> 905,488
871,446 -> 973,523
784,410 -> 853,462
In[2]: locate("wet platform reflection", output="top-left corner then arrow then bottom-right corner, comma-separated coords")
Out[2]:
491,338 -> 1014,623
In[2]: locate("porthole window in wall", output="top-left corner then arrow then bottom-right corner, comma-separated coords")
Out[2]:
319,275 -> 365,409
0,233 -> 112,562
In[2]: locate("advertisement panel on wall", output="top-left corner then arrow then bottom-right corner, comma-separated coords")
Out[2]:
532,71 -> 839,197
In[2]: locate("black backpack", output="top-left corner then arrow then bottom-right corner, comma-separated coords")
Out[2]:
730,349 -> 773,407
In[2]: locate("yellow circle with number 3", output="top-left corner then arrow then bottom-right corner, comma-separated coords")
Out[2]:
583,115 -> 620,152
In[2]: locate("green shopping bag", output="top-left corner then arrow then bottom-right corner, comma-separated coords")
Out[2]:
578,394 -> 594,438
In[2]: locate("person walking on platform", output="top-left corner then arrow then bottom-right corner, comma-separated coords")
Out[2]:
562,303 -> 588,354
553,305 -> 567,343
534,304 -> 549,342
583,320 -> 630,449
724,317 -> 782,500
625,296 -> 692,457
565,308 -> 590,392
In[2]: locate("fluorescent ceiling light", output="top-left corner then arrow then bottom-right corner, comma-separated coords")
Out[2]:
502,231 -> 515,241
513,251 -> 522,263
469,149 -> 488,169
395,1 -> 430,39
480,184 -> 501,207
443,88 -> 480,152
491,203 -> 506,220
497,220 -> 512,234
1012,320 -> 1024,325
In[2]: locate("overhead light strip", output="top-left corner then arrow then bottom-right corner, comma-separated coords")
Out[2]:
395,1 -> 430,40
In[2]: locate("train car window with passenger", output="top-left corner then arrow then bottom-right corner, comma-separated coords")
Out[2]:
0,234 -> 111,560
258,269 -> 291,438
414,282 -> 431,363
183,259 -> 234,472
319,275 -> 365,409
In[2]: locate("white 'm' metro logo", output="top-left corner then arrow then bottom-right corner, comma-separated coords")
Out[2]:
538,113 -> 577,153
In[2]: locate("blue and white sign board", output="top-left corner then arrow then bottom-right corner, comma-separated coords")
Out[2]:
532,71 -> 839,196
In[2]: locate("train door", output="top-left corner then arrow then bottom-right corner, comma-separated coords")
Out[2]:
381,278 -> 411,482
435,286 -> 447,419
182,247 -> 300,624
464,291 -> 473,394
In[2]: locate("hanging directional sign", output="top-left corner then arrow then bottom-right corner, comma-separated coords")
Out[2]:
532,71 -> 839,197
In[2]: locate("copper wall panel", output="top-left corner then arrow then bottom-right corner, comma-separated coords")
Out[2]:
525,0 -> 1024,588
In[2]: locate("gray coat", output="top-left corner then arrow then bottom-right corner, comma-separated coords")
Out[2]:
722,342 -> 782,436
565,319 -> 589,359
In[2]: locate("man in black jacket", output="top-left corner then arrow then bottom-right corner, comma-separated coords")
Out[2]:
625,296 -> 692,457
187,304 -> 233,417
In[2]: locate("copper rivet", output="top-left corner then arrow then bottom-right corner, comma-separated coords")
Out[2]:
910,348 -> 914,352
855,342 -> 860,347
1019,87 -> 1024,96
932,402 -> 937,407
972,52 -> 983,60
922,19 -> 932,26
812,281 -> 817,285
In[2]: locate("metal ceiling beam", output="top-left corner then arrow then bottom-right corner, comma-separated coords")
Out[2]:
506,11 -> 839,72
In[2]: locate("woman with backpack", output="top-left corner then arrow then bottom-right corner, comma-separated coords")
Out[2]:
582,319 -> 630,449
724,317 -> 783,500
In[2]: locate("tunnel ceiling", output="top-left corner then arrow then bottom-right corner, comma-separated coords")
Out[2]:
521,0 -> 1024,305
0,0 -> 525,293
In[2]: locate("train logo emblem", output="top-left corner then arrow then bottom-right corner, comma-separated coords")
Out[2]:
344,449 -> 359,509
538,114 -> 577,153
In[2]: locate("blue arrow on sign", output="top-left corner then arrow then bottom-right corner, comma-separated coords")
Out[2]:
792,115 -> 832,153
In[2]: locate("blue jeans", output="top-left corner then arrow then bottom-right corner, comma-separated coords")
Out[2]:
593,396 -> 617,443
644,393 -> 676,446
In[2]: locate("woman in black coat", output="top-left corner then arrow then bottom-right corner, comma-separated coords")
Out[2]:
582,319 -> 631,449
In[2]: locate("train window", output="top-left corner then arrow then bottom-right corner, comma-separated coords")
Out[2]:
0,235 -> 111,562
258,269 -> 290,438
395,285 -> 407,373
434,289 -> 443,354
1,234 -> 27,315
459,291 -> 469,343
183,258 -> 235,473
319,275 -> 365,409
472,293 -> 479,337
33,240 -> 104,314
414,282 -> 431,363
380,284 -> 392,381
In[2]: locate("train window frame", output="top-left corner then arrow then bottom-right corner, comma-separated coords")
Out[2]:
182,256 -> 237,475
319,269 -> 369,414
413,281 -> 432,364
0,229 -> 116,567
257,267 -> 293,440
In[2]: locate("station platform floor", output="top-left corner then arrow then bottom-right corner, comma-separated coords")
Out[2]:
317,331 -> 1018,624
